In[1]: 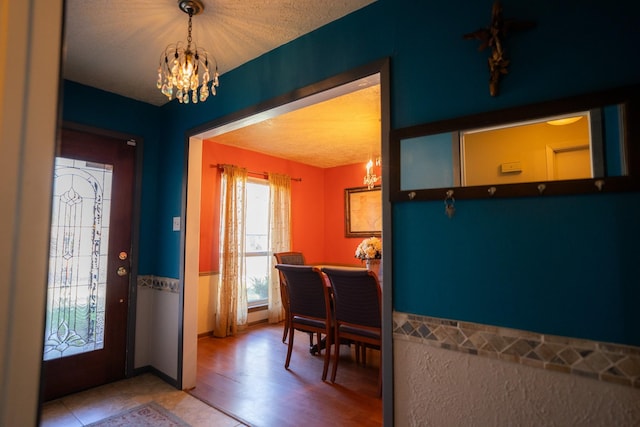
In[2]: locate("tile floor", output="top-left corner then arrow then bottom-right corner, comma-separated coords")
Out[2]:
40,373 -> 247,426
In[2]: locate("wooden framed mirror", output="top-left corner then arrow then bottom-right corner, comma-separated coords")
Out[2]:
390,85 -> 640,201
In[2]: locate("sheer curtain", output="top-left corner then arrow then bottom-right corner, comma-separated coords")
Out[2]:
214,165 -> 248,337
267,172 -> 292,324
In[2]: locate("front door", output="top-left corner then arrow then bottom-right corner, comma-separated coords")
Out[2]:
41,128 -> 136,401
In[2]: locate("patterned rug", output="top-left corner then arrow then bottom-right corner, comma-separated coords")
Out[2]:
86,402 -> 191,426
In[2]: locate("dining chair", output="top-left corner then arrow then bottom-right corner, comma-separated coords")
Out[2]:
321,267 -> 382,395
273,251 -> 306,343
274,264 -> 334,381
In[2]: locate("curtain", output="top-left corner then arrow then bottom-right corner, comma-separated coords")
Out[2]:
267,172 -> 292,324
214,165 -> 248,337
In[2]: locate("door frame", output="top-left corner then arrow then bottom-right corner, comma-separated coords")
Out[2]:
1,1 -> 64,423
545,142 -> 591,180
180,57 -> 393,425
59,121 -> 145,378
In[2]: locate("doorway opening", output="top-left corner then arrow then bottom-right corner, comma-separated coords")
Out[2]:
181,59 -> 392,421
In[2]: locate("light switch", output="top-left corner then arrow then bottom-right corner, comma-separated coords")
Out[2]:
172,216 -> 181,231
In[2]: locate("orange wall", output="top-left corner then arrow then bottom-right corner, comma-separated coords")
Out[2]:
324,163 -> 378,266
199,141 -> 379,271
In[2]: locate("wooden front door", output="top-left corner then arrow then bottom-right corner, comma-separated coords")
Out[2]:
41,128 -> 136,401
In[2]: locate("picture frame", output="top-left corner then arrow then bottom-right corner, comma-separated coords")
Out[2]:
344,186 -> 382,237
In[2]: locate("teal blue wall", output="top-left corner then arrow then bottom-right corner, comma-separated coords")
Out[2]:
63,0 -> 640,346
62,80 -> 161,275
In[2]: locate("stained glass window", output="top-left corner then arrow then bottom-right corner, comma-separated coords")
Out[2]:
43,157 -> 112,361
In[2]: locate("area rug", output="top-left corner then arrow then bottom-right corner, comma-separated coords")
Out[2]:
86,401 -> 191,426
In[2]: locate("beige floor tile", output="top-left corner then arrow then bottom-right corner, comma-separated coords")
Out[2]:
40,401 -> 83,427
39,373 -> 246,426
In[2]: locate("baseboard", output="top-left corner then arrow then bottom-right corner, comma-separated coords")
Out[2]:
198,319 -> 271,338
131,365 -> 152,376
131,365 -> 179,389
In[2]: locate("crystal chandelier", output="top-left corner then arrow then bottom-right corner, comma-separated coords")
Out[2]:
157,0 -> 219,104
363,156 -> 381,189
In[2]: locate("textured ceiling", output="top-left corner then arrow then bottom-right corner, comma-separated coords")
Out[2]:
205,81 -> 381,168
64,0 -> 375,106
63,0 -> 380,169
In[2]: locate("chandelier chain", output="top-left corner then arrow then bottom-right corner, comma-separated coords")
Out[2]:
187,12 -> 193,49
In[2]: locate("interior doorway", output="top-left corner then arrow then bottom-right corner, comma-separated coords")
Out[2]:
181,60 -> 392,421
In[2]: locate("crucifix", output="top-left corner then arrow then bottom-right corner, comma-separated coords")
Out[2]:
464,1 -> 535,96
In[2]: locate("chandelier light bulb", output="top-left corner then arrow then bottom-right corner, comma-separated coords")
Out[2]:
182,53 -> 194,79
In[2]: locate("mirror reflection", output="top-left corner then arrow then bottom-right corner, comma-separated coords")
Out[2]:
399,105 -> 626,192
462,111 -> 596,186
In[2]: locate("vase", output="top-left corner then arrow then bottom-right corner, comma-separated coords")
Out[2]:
365,259 -> 381,279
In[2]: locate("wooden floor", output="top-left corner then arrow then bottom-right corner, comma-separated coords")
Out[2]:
189,322 -> 382,427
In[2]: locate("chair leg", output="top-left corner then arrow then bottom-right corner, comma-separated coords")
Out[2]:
285,326 -> 295,369
377,356 -> 382,397
331,328 -> 340,382
321,329 -> 331,381
280,284 -> 289,343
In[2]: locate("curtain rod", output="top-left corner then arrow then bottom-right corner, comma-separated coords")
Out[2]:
211,164 -> 302,182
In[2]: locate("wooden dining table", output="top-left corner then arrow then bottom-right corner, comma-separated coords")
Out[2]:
313,264 -> 366,284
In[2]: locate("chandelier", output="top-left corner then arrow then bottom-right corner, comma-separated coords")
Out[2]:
157,0 -> 219,104
363,156 -> 381,190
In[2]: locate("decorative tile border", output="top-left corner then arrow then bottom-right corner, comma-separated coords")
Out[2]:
137,275 -> 181,293
393,312 -> 640,389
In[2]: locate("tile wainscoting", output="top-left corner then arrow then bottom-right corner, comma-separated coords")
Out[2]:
137,275 -> 180,293
393,312 -> 640,388
133,280 -> 640,388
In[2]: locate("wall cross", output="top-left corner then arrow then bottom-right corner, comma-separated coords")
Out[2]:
464,1 -> 535,96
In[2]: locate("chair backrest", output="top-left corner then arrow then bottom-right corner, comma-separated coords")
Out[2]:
275,264 -> 328,319
322,268 -> 381,328
273,251 -> 305,265
273,252 -> 305,295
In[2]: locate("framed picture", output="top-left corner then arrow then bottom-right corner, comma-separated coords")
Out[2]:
345,186 -> 382,237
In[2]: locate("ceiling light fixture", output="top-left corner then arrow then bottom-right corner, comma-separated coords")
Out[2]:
157,0 -> 219,104
364,156 -> 381,190
546,116 -> 582,126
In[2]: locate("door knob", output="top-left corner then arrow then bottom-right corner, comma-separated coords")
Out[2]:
117,266 -> 128,276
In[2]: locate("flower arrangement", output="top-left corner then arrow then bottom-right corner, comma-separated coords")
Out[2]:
355,237 -> 382,260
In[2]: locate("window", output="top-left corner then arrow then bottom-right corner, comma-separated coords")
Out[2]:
245,178 -> 270,306
45,157 -> 112,360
